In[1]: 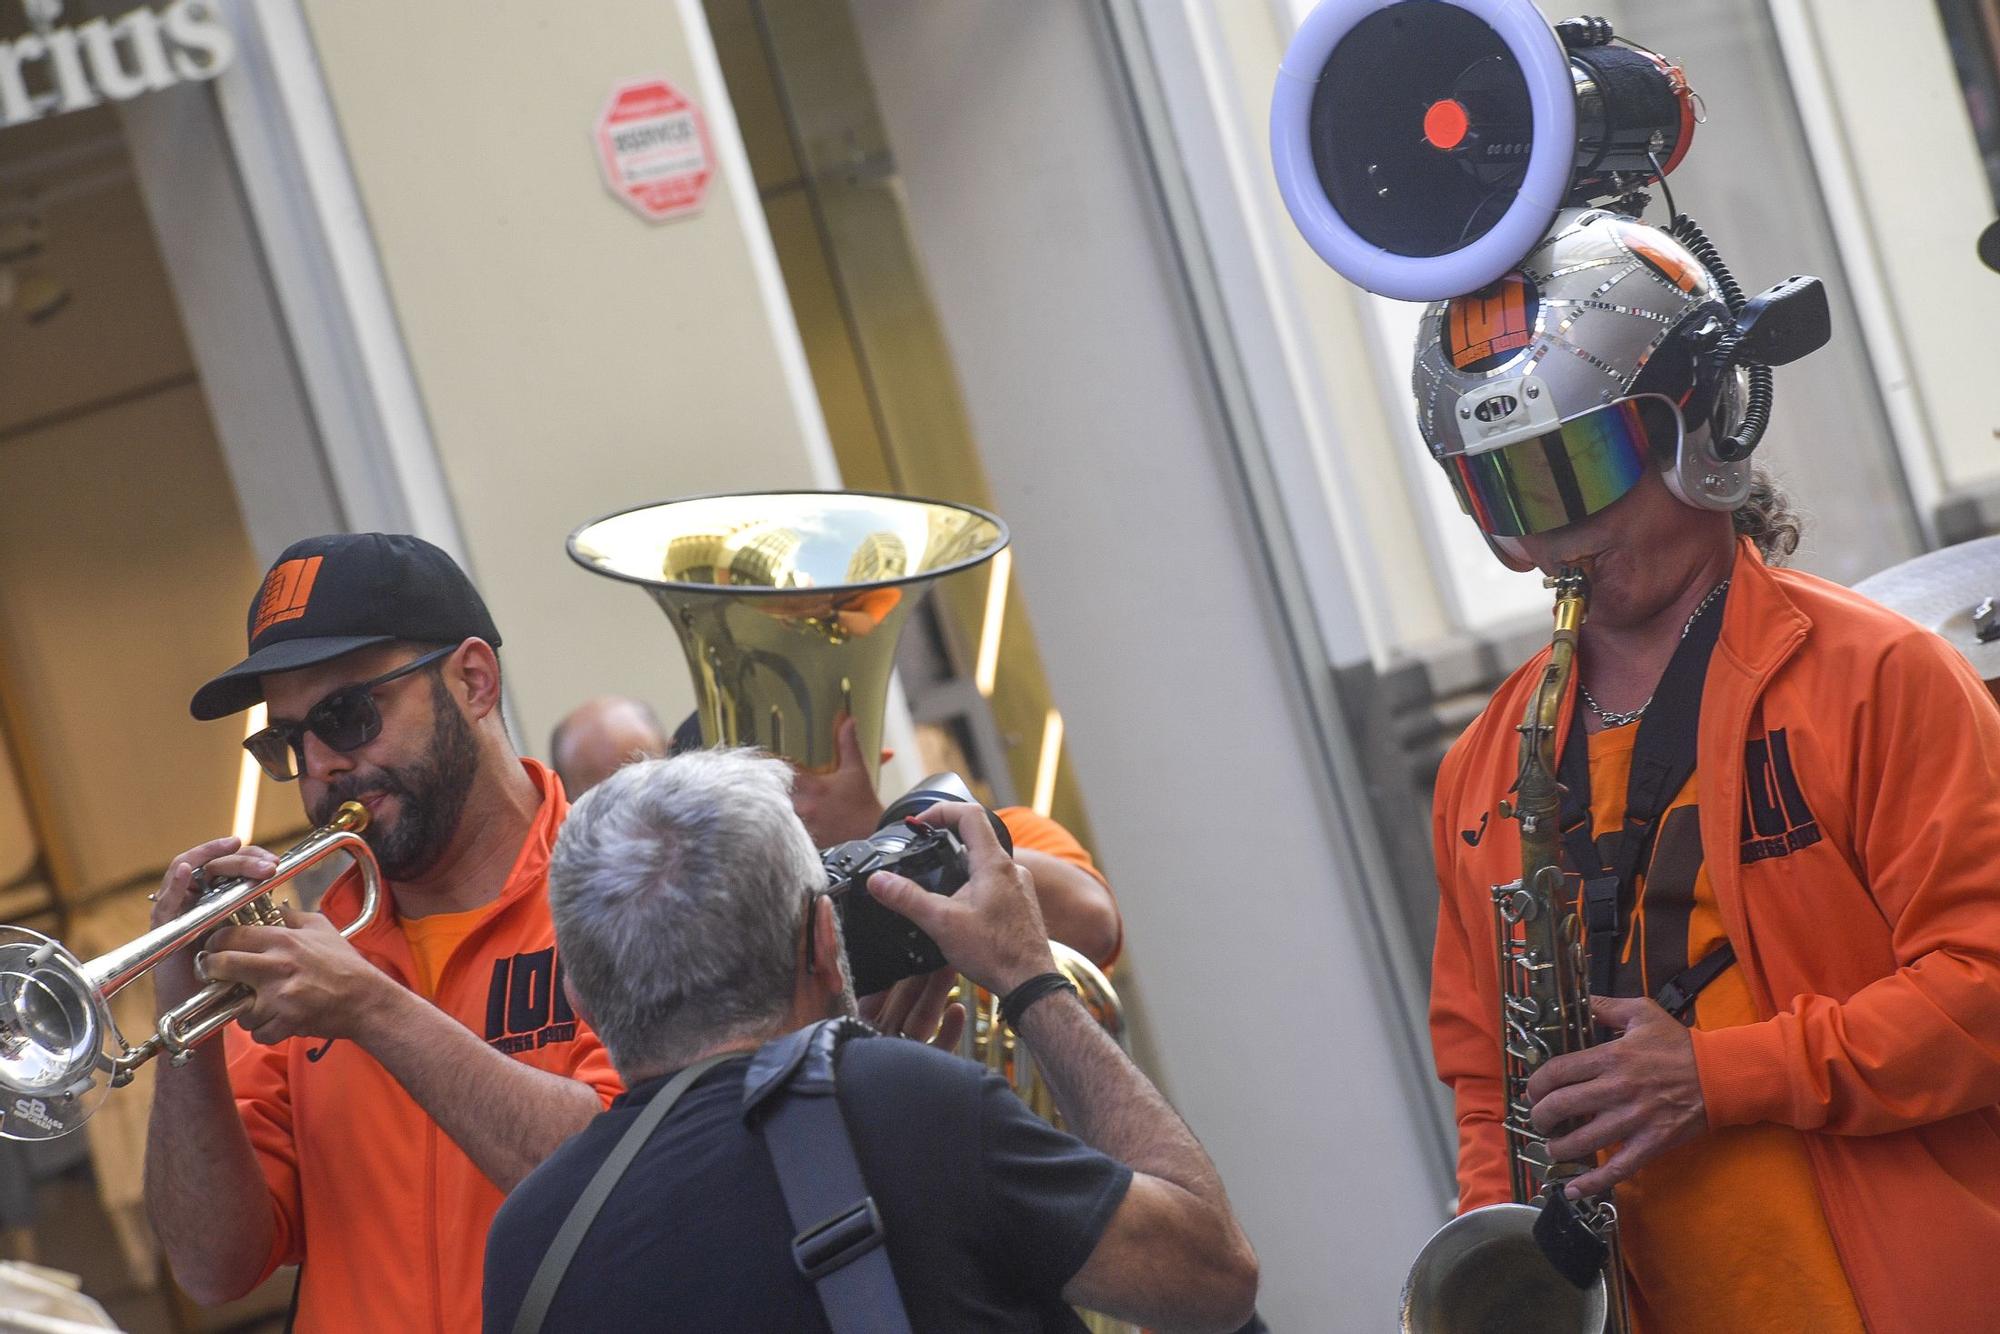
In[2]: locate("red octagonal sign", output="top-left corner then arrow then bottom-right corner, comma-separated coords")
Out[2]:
595,77 -> 713,222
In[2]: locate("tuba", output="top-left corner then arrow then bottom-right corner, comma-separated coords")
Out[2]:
572,490 -> 1130,1333
0,802 -> 382,1140
568,491 -> 1010,785
968,942 -> 1124,1122
567,491 -> 1127,1063
1401,568 -> 1632,1334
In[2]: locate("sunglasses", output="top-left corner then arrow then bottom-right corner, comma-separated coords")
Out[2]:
243,647 -> 455,782
1444,394 -> 1683,538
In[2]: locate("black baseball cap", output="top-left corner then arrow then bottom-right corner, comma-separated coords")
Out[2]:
190,533 -> 502,721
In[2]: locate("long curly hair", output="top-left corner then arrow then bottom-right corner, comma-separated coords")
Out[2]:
1733,466 -> 1803,564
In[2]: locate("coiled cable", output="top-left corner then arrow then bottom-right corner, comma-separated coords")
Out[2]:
1669,213 -> 1773,461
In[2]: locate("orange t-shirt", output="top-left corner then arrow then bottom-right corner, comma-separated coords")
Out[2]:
402,904 -> 495,997
1584,724 -> 1862,1334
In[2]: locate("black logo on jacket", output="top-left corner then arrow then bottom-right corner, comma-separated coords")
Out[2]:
1740,729 -> 1821,864
485,949 -> 579,1054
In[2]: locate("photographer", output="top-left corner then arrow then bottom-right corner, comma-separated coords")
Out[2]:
483,749 -> 1257,1332
548,697 -> 1125,969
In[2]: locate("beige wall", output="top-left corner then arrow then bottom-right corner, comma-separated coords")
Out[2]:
1207,0 -> 1465,657
0,719 -> 32,890
0,109 -> 299,906
0,383 -> 296,898
299,0 -> 838,755
851,4 -> 1448,1321
1778,0 -> 1999,505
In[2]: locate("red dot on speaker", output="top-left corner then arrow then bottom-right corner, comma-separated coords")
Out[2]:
1424,99 -> 1471,151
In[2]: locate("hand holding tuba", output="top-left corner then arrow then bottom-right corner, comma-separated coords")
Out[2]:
566,493 -> 1126,1086
0,802 -> 381,1140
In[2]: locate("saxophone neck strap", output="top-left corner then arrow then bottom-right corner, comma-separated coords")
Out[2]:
1556,585 -> 1732,1010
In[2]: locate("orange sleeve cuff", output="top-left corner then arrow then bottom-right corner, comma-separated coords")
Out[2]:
996,806 -> 1122,969
1691,1019 -> 1794,1129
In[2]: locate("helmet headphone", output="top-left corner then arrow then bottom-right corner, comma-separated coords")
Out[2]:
1477,331 -> 1762,574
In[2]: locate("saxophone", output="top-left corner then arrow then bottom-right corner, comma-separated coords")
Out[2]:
1400,567 -> 1632,1334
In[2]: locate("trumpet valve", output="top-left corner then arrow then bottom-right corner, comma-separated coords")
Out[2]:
227,893 -> 289,930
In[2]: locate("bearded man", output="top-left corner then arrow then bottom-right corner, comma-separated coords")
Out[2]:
143,533 -> 620,1332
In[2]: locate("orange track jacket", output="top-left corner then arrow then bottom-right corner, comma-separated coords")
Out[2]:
1430,540 -> 2000,1333
225,760 -> 621,1332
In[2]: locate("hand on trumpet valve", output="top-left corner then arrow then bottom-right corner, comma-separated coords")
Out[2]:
151,837 -> 279,1006
866,800 -> 1059,1000
200,908 -> 388,1048
1524,993 -> 1707,1198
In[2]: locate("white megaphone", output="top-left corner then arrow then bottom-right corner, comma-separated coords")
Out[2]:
1270,0 -> 1699,301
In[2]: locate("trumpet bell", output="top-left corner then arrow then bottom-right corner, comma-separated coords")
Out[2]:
0,929 -> 111,1140
1401,1202 -> 1606,1334
0,803 -> 380,1142
568,492 -> 1008,779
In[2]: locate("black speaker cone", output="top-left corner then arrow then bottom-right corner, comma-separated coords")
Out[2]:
1308,1 -> 1533,259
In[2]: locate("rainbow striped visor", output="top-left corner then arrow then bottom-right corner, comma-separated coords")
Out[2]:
1444,395 -> 1681,538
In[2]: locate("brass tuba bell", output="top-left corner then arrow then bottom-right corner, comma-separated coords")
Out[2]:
568,491 -> 1008,779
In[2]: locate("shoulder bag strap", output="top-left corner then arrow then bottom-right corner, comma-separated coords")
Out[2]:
511,1050 -> 739,1334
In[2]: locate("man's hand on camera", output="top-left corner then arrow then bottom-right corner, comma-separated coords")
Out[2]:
857,966 -> 967,1051
868,801 -> 1059,998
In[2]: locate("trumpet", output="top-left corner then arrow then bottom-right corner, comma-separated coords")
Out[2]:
0,801 -> 382,1140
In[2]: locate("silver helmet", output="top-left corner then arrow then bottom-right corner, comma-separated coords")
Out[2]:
1411,208 -> 1749,546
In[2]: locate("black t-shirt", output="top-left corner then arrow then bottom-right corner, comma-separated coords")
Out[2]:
483,1036 -> 1132,1332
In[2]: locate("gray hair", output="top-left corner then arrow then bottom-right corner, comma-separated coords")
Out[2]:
548,748 -> 826,1074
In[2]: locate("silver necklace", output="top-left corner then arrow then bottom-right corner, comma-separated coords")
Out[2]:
1578,578 -> 1731,729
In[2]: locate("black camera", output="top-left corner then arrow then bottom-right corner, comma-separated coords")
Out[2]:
819,773 -> 1012,996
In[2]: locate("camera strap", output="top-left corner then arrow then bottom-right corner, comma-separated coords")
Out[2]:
744,1018 -> 913,1334
1555,588 -> 1735,1019
511,1018 -> 910,1334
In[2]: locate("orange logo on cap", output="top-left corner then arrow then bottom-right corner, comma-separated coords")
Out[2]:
1448,275 -> 1535,370
252,556 -> 323,639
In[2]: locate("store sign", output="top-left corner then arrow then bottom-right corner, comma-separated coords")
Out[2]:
594,77 -> 713,223
0,0 -> 234,131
